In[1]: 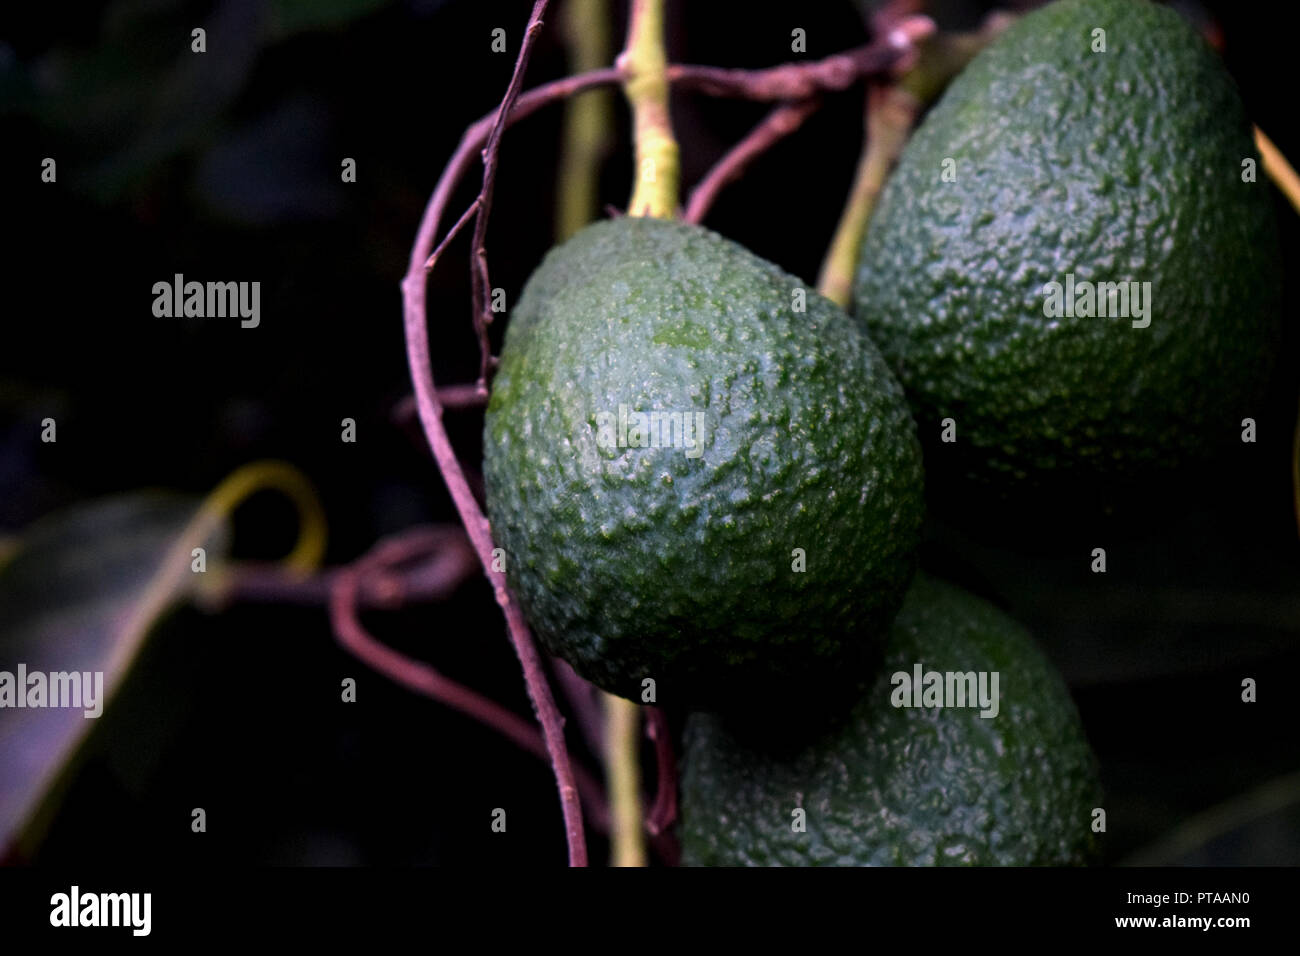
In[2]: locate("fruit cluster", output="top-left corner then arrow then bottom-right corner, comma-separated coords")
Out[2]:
482,0 -> 1281,866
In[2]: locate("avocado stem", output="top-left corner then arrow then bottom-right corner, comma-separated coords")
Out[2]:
816,14 -> 1013,308
620,0 -> 680,219
817,83 -> 920,308
558,0 -> 651,869
557,0 -> 615,240
1256,126 -> 1300,218
604,694 -> 647,866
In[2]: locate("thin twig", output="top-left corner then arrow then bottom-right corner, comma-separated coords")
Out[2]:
399,12 -> 938,868
644,706 -> 677,836
1256,126 -> 1300,217
401,11 -> 589,870
425,198 -> 480,270
550,659 -> 607,758
422,71 -> 621,394
669,19 -> 933,101
209,525 -> 477,609
327,530 -> 609,832
684,97 -> 821,225
423,26 -> 935,370
468,1 -> 550,389
392,388 -> 489,427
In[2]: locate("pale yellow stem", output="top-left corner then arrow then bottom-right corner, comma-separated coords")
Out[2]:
620,0 -> 679,218
556,0 -> 614,240
603,693 -> 646,866
817,85 -> 919,307
1256,126 -> 1300,217
818,15 -> 1014,309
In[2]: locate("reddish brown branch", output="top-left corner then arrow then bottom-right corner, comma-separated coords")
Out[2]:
402,4 -> 590,867
669,19 -> 933,100
467,1 -> 550,389
550,659 -> 607,760
417,65 -> 622,386
644,706 -> 678,836
423,22 -> 933,379
684,97 -> 822,225
327,529 -> 609,833
435,383 -> 490,410
392,388 -> 488,429
425,198 -> 480,271
214,525 -> 477,609
398,10 -> 937,868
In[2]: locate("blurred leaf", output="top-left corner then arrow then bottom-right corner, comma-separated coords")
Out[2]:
266,0 -> 395,38
1123,770 -> 1300,865
0,492 -> 230,859
193,94 -> 342,224
11,0 -> 398,204
19,0 -> 265,201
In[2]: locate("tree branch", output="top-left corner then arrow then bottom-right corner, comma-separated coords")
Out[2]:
400,0 -> 590,867
684,97 -> 821,225
644,705 -> 677,837
208,525 -> 477,609
398,9 -> 939,868
326,528 -> 609,833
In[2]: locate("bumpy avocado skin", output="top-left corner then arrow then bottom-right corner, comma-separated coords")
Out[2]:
854,0 -> 1282,490
680,575 -> 1102,866
483,217 -> 924,708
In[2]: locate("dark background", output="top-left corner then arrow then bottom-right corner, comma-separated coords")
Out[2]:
0,0 -> 1296,866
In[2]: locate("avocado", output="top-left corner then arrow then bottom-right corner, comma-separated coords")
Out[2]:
483,217 -> 924,709
679,574 -> 1102,866
854,0 -> 1282,494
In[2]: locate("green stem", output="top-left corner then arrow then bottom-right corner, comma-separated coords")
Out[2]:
1256,126 -> 1300,217
556,0 -> 614,240
620,0 -> 679,218
564,0 -> 651,868
816,84 -> 919,307
603,693 -> 646,866
817,14 -> 1015,308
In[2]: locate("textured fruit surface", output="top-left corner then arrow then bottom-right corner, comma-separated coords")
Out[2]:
854,0 -> 1282,489
483,217 -> 923,707
680,575 -> 1102,865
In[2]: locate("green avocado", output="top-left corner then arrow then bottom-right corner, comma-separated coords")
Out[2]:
854,0 -> 1282,493
680,574 -> 1102,866
483,217 -> 924,709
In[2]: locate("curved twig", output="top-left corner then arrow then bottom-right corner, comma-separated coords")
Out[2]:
327,529 -> 610,833
399,11 -> 936,867
644,706 -> 677,836
684,97 -> 822,225
402,0 -> 591,868
211,525 -> 477,609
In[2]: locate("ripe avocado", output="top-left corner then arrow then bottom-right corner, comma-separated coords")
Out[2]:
483,217 -> 924,709
680,574 -> 1101,866
854,0 -> 1282,494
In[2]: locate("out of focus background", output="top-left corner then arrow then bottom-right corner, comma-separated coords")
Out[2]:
0,0 -> 1296,866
